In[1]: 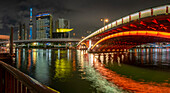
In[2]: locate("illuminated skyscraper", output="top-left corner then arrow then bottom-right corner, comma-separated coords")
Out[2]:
55,18 -> 69,29
52,18 -> 73,38
36,13 -> 53,39
29,8 -> 33,39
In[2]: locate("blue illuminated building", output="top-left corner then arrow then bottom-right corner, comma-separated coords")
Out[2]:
36,13 -> 50,17
29,8 -> 33,39
36,12 -> 53,39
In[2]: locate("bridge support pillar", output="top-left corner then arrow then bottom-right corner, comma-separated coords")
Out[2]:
28,43 -> 30,48
88,40 -> 92,51
10,27 -> 14,56
44,43 -> 47,48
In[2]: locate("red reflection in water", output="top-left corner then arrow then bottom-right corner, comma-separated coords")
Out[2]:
93,57 -> 170,93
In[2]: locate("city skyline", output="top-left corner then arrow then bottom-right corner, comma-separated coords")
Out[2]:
0,1 -> 169,93
0,0 -> 169,39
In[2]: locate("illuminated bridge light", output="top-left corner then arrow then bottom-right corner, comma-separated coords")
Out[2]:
152,19 -> 158,24
91,31 -> 170,50
130,24 -> 137,28
167,19 -> 170,22
130,31 -> 137,35
140,21 -> 147,26
122,26 -> 129,29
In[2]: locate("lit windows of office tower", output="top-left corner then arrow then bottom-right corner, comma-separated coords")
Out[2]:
36,13 -> 53,39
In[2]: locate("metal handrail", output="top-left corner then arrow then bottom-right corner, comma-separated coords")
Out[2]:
0,61 -> 59,93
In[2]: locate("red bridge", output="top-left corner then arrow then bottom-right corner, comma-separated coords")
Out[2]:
77,5 -> 170,52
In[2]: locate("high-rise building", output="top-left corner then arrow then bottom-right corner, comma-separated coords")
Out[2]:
24,24 -> 27,40
53,18 -> 73,38
36,13 -> 53,39
29,8 -> 33,39
18,23 -> 27,40
55,18 -> 69,29
18,23 -> 21,40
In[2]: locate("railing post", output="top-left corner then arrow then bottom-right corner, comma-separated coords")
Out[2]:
0,66 -> 5,93
15,78 -> 18,93
10,27 -> 14,56
166,6 -> 168,14
27,89 -> 31,93
11,75 -> 15,92
5,70 -> 8,93
8,73 -> 12,93
0,67 -> 2,92
151,8 -> 153,16
22,85 -> 27,93
18,81 -> 22,93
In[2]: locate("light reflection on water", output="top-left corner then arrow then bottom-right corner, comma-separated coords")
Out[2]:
16,48 -> 122,93
78,51 -> 124,93
15,48 -> 170,93
92,48 -> 170,92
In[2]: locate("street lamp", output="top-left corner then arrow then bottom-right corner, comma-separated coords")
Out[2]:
101,18 -> 109,26
87,31 -> 91,34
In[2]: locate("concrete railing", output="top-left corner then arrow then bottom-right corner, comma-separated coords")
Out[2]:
0,61 -> 59,93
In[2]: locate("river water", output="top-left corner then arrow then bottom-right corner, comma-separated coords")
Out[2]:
14,48 -> 170,93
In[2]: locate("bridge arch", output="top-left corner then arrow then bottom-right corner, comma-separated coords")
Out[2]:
78,4 -> 170,52
90,30 -> 170,51
78,5 -> 170,45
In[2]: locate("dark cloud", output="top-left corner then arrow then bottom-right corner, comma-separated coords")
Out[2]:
0,0 -> 169,39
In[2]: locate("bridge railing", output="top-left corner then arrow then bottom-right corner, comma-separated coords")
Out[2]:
0,61 -> 59,93
78,5 -> 170,45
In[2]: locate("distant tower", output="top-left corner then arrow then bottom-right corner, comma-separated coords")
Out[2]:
22,24 -> 26,40
29,8 -> 33,39
18,23 -> 26,40
18,23 -> 22,40
24,24 -> 27,40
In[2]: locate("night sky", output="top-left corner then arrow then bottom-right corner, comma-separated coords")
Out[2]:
0,0 -> 169,39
